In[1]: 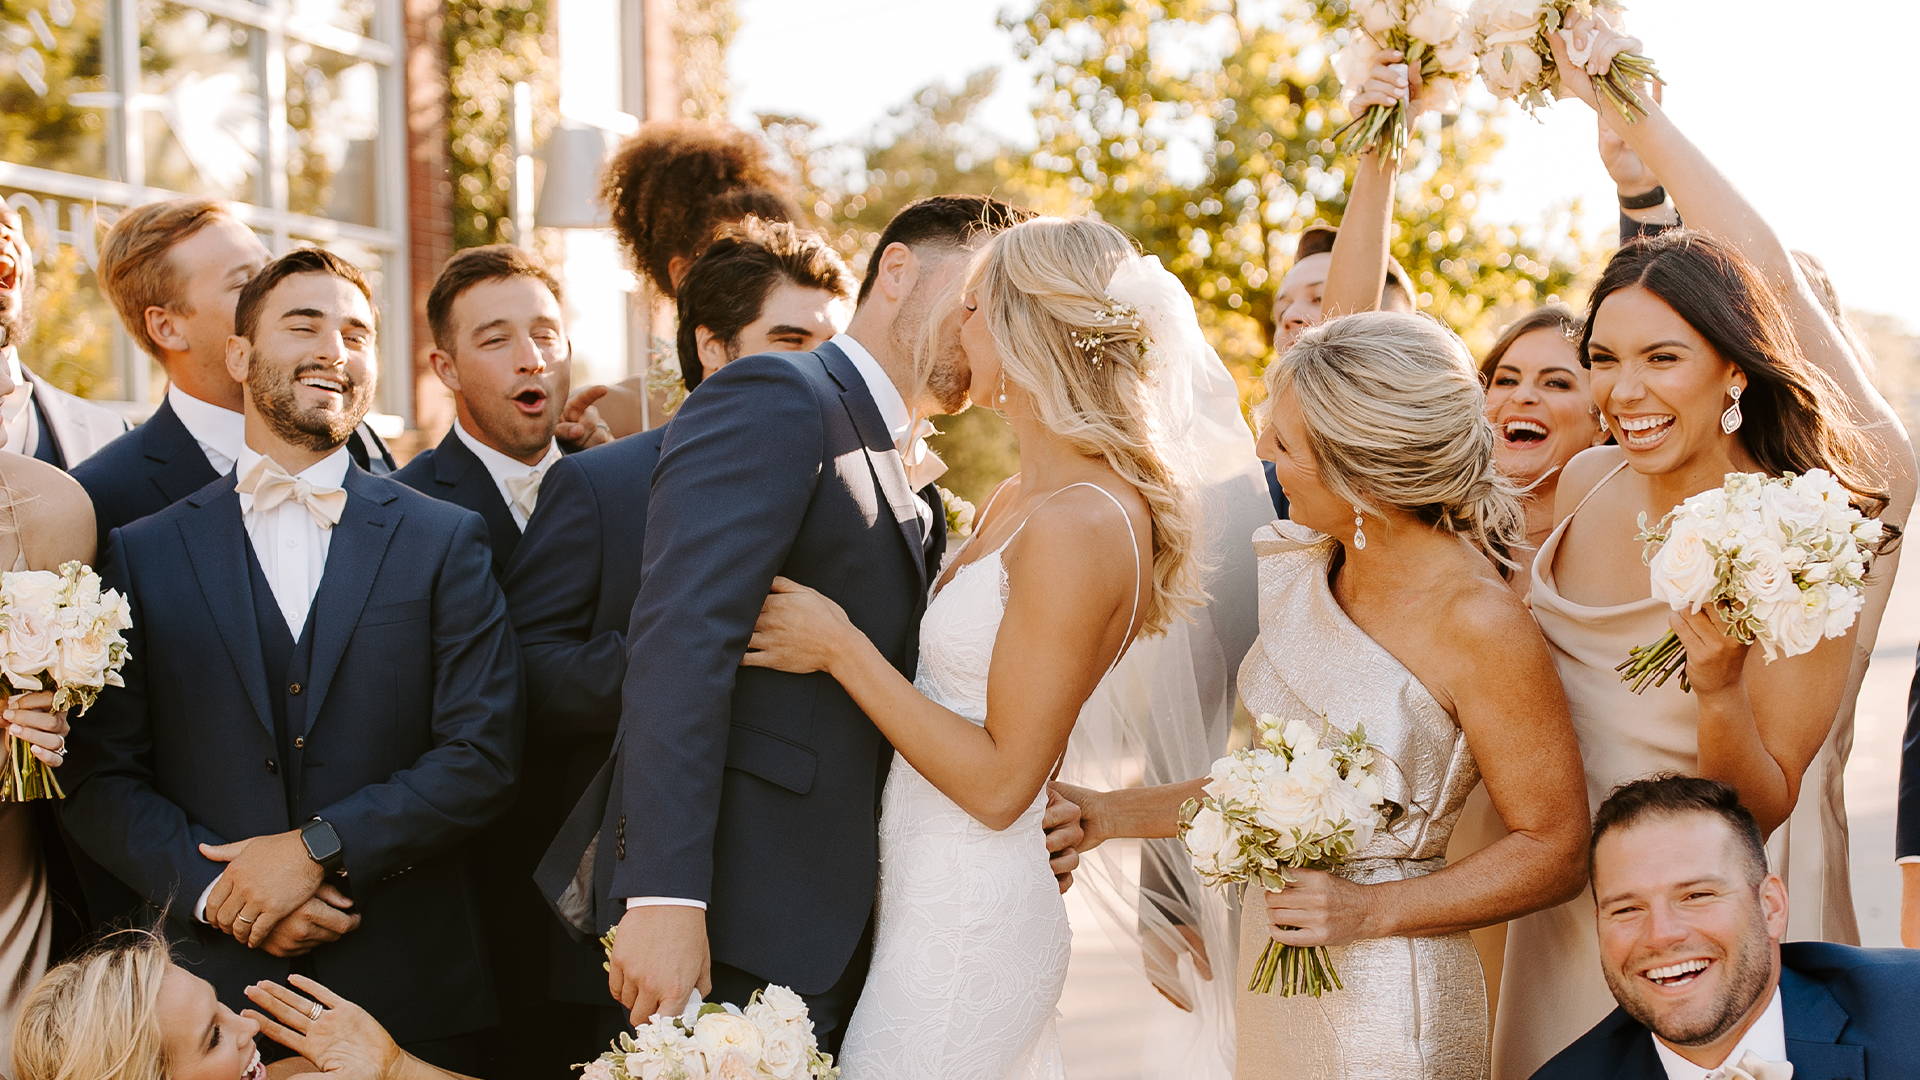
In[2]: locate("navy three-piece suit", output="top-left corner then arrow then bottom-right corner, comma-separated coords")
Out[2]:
60,466 -> 522,1046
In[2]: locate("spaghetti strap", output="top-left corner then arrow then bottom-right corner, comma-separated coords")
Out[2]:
1008,481 -> 1144,676
1566,460 -> 1631,522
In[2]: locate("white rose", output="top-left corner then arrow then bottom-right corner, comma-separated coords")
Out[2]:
1408,1 -> 1466,45
1421,75 -> 1465,114
755,985 -> 810,1027
1737,542 -> 1794,605
1754,593 -> 1824,660
1,570 -> 63,611
692,1013 -> 763,1063
1820,585 -> 1864,640
758,1025 -> 808,1080
51,630 -> 113,690
709,1051 -> 756,1080
1355,0 -> 1401,37
1479,40 -> 1544,97
1333,36 -> 1379,92
1184,805 -> 1239,874
3,608 -> 59,687
1280,717 -> 1320,755
578,1060 -> 617,1080
1648,525 -> 1720,611
1758,482 -> 1824,537
1433,35 -> 1479,74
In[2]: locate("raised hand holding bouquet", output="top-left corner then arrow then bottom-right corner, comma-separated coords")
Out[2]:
0,561 -> 131,801
1180,712 -> 1392,997
1469,0 -> 1660,119
1619,470 -> 1884,694
1334,0 -> 1477,158
586,928 -> 839,1080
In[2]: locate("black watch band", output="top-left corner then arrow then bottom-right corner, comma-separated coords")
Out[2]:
1618,185 -> 1667,210
300,817 -> 346,877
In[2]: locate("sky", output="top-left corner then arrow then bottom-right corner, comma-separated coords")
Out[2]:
730,0 -> 1920,324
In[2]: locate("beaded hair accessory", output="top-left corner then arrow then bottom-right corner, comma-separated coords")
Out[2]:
1071,301 -> 1148,366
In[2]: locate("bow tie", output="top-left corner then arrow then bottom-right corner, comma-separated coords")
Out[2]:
505,467 -> 548,521
237,456 -> 347,528
1710,1052 -> 1793,1080
900,419 -> 947,491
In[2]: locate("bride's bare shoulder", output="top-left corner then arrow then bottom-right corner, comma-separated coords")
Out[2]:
0,451 -> 97,568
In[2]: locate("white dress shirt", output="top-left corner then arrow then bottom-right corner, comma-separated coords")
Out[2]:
624,334 -> 932,914
236,444 -> 350,636
1,345 -> 41,457
451,420 -> 561,530
168,384 -> 246,476
1652,987 -> 1786,1079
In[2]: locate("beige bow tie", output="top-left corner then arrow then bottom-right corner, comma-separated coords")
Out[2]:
505,468 -> 546,521
900,419 -> 947,491
1710,1051 -> 1793,1080
238,456 -> 346,528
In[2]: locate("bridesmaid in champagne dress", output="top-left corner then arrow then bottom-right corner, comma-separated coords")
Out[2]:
0,450 -> 97,1070
1067,311 -> 1590,1080
1491,24 -> 1917,1080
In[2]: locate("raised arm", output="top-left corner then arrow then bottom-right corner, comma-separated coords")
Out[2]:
1552,26 -> 1915,522
1321,52 -> 1411,321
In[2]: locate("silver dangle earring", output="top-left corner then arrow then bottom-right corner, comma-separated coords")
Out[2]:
997,373 -> 1009,408
1597,411 -> 1610,438
1720,385 -> 1744,435
1351,507 -> 1368,551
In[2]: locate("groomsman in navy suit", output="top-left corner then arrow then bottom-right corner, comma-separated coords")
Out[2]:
75,199 -> 399,555
0,202 -> 128,469
1533,775 -> 1920,1079
61,248 -> 521,1073
499,221 -> 853,1075
1900,652 -> 1920,946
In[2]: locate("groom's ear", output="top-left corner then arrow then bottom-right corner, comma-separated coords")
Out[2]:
869,242 -> 919,305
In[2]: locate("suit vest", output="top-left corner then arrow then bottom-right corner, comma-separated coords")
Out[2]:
244,539 -> 316,821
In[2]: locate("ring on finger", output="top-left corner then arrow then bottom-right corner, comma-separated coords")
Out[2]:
236,914 -> 257,925
308,1002 -> 325,1022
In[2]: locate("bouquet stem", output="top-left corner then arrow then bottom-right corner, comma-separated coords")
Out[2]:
3,733 -> 65,802
1247,938 -> 1344,997
1332,101 -> 1408,160
1615,629 -> 1691,695
1595,52 -> 1662,122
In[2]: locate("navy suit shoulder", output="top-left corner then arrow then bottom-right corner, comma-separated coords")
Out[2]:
72,399 -> 220,551
1530,1007 -> 1653,1080
1783,941 -> 1920,1043
392,431 -> 520,572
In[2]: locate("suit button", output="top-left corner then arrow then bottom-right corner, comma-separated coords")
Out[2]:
265,759 -> 279,774
288,682 -> 303,695
293,737 -> 305,749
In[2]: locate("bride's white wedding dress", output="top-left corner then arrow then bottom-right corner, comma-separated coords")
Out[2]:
839,483 -> 1140,1080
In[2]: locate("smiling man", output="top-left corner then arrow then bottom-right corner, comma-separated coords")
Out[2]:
394,245 -> 592,575
1532,775 -> 1920,1080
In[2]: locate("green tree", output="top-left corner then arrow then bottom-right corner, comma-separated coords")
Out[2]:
445,0 -> 555,250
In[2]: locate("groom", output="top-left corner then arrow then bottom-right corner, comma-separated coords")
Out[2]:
540,195 -> 1030,1046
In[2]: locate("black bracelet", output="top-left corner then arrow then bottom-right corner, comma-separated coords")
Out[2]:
1618,185 -> 1667,211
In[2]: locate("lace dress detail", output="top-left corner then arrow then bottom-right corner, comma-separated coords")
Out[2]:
840,483 -> 1139,1080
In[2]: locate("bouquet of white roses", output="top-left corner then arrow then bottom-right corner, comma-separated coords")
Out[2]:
585,929 -> 838,1080
1468,0 -> 1660,120
1619,470 -> 1883,694
0,561 -> 132,802
1180,712 -> 1392,997
1334,0 -> 1478,158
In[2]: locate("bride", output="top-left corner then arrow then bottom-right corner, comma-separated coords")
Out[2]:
741,215 -> 1227,1078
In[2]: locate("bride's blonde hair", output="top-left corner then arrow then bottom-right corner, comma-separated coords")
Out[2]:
964,216 -> 1202,635
1269,311 -> 1527,574
11,930 -> 171,1080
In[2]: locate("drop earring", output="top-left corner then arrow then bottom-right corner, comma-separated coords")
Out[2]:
1720,385 -> 1744,435
1597,412 -> 1610,438
996,373 -> 1008,408
1351,507 -> 1368,550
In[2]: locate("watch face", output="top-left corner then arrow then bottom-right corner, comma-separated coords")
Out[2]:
304,821 -> 342,861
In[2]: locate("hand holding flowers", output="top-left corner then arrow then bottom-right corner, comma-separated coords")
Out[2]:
1335,0 -> 1477,158
1468,0 -> 1659,120
0,561 -> 131,801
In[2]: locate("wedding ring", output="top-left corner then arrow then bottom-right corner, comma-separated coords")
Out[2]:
309,1003 -> 325,1022
236,915 -> 256,924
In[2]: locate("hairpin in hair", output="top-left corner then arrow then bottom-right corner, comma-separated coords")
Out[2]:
1071,301 -> 1145,365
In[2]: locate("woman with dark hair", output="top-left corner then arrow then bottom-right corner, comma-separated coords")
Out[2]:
1479,305 -> 1610,579
1492,22 -> 1915,1079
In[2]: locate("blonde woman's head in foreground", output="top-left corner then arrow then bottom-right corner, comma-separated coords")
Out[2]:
1262,310 -> 1526,574
11,930 -> 264,1080
956,215 -> 1203,634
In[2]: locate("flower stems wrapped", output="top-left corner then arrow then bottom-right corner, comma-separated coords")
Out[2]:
0,561 -> 132,802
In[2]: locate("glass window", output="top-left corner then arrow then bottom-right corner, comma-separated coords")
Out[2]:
2,189 -> 125,401
0,1 -> 114,180
137,3 -> 266,203
291,0 -> 376,41
285,43 -> 380,226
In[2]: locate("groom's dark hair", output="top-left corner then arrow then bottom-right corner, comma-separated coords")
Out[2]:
1590,774 -> 1769,888
856,195 -> 1034,304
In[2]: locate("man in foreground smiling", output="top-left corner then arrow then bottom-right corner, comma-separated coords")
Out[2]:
1532,775 -> 1918,1080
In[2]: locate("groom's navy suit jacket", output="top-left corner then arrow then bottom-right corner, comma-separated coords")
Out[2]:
1531,942 -> 1920,1079
61,467 -> 523,1045
540,341 -> 941,996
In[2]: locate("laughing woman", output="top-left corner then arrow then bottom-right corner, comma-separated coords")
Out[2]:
1491,23 -> 1917,1080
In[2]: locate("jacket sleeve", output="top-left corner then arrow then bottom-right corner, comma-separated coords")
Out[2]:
59,529 -> 226,931
608,356 -> 825,903
316,512 -> 524,880
504,456 -> 625,736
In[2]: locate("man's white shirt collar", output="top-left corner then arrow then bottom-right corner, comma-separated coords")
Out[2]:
830,333 -> 913,446
1,344 -> 22,387
1652,987 -> 1786,1080
235,442 -> 351,508
452,419 -> 560,526
167,385 -> 245,475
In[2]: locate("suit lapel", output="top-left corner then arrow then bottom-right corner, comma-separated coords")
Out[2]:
1782,966 -> 1865,1080
302,468 -> 400,730
817,342 -> 928,594
431,431 -> 519,570
141,399 -> 223,504
178,479 -> 275,738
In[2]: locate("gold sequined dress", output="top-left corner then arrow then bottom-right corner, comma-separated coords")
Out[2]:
1233,522 -> 1487,1080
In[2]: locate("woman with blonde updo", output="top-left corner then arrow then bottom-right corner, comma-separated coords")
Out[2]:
1059,311 -> 1591,1079
742,216 -> 1219,1079
10,931 -> 474,1080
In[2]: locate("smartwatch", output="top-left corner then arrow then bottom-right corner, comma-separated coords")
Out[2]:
1618,185 -> 1667,211
300,817 -> 346,877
